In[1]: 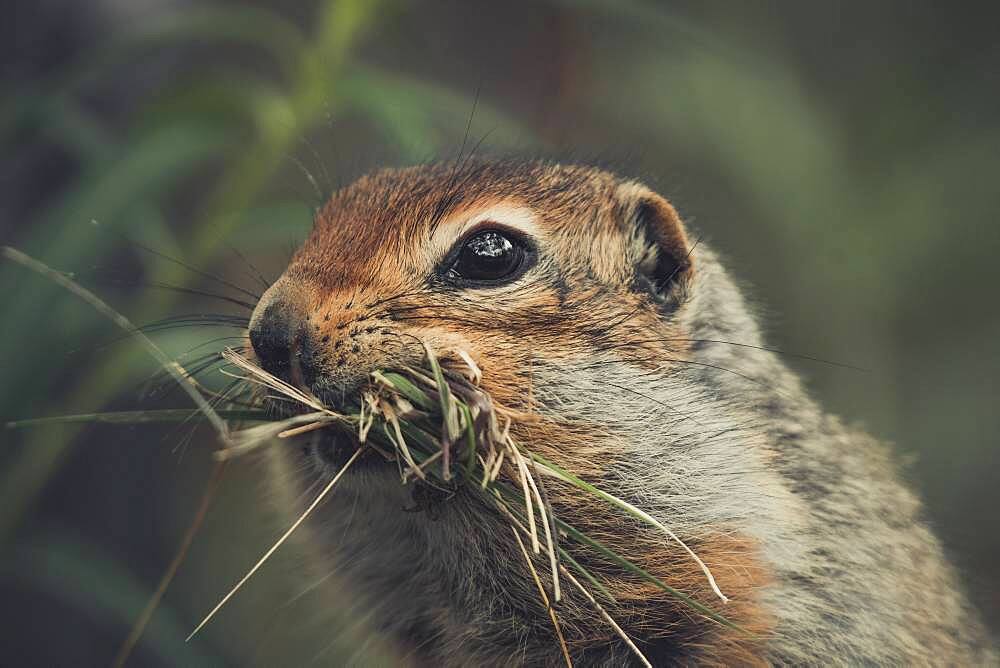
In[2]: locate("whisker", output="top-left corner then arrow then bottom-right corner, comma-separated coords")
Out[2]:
93,220 -> 263,301
297,135 -> 334,197
588,378 -> 705,427
668,338 -> 867,371
141,283 -> 257,311
287,152 -> 325,205
364,288 -> 432,311
87,275 -> 257,311
580,352 -> 768,392
227,244 -> 272,290
143,313 -> 251,325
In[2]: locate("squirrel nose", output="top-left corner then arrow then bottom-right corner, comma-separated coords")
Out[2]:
249,298 -> 303,381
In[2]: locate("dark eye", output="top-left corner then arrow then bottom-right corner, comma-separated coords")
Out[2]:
445,229 -> 530,285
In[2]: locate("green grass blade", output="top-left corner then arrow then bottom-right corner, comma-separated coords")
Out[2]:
6,410 -> 269,430
554,516 -> 746,634
422,344 -> 459,479
375,372 -> 435,411
529,450 -> 728,603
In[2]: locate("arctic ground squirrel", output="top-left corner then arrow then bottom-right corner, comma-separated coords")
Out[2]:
247,159 -> 995,665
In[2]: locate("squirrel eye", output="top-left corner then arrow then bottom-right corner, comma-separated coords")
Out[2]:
446,229 -> 528,285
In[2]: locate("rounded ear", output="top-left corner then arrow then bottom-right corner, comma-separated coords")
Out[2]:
615,182 -> 694,299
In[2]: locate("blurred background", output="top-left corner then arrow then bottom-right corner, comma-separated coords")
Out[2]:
2,1 -> 998,664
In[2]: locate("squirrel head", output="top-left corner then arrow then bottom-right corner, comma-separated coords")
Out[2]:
249,160 -> 694,417
249,159 -> 774,663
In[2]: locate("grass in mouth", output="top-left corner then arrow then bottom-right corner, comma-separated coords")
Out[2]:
3,246 -> 744,668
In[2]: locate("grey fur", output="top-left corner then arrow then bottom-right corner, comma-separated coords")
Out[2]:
676,247 -> 995,664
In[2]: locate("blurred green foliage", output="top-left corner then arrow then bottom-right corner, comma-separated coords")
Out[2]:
2,1 -> 997,664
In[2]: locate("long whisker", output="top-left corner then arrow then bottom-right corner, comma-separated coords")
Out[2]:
427,87 -> 482,232
93,220 -> 263,301
227,244 -> 272,290
668,338 -> 867,371
297,135 -> 334,198
588,378 -> 705,427
364,288 -> 432,312
135,315 -> 250,336
580,345 -> 768,390
140,283 -> 257,311
142,314 -> 251,326
286,153 -> 325,206
88,276 -> 257,311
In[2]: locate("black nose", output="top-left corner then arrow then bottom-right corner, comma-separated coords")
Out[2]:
248,299 -> 300,380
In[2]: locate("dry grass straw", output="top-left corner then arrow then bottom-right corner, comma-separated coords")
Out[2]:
111,461 -> 228,668
510,525 -> 572,667
196,344 -> 742,665
186,448 -> 363,640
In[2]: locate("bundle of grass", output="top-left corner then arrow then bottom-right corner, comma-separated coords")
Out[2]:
3,246 -> 742,667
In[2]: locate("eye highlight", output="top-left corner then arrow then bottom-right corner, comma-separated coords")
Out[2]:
443,228 -> 533,286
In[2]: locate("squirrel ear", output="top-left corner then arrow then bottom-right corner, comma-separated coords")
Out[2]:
616,182 -> 694,298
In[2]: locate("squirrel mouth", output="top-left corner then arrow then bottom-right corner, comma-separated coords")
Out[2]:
255,394 -> 382,475
306,426 -> 382,474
